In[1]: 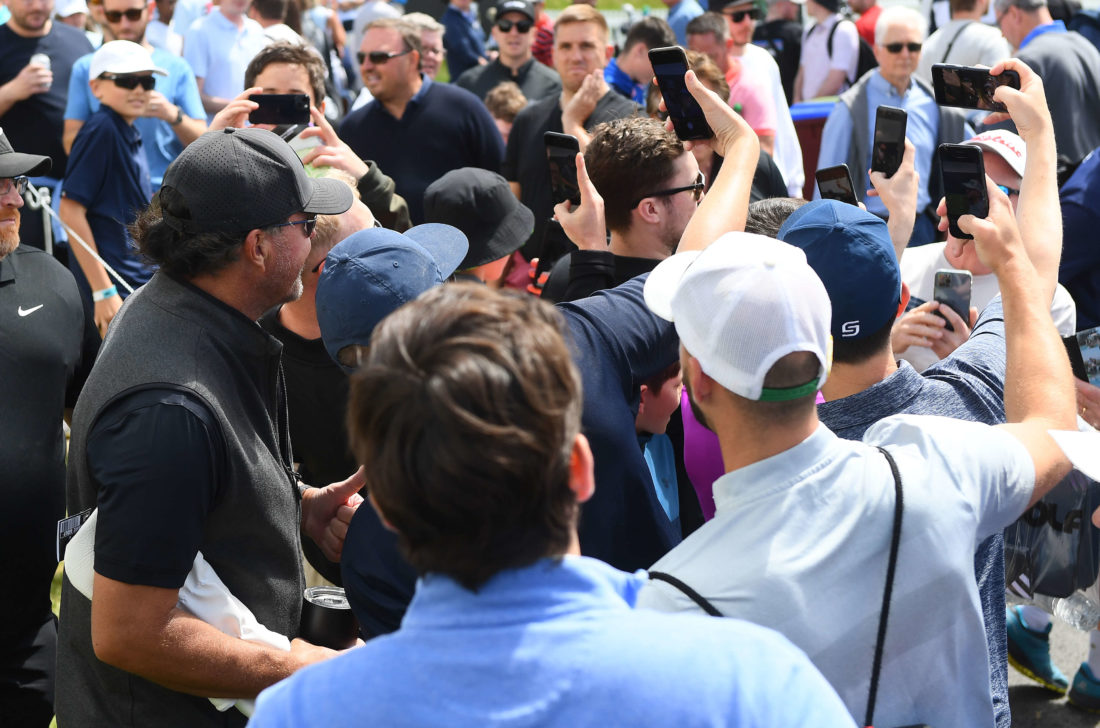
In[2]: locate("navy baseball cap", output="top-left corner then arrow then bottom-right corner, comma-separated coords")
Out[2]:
777,200 -> 900,340
316,224 -> 469,371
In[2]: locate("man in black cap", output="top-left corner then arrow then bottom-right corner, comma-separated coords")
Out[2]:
56,127 -> 360,728
455,0 -> 562,102
0,127 -> 98,727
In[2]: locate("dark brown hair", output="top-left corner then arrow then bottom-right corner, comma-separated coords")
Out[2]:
347,283 -> 583,591
244,42 -> 328,108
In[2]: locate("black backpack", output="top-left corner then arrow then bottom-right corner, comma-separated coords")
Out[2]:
828,19 -> 879,86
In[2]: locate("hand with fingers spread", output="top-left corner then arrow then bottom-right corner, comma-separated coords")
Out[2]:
208,87 -> 262,132
562,71 -> 607,134
298,106 -> 370,180
554,152 -> 607,252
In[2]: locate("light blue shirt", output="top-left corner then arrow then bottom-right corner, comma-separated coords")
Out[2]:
816,71 -> 941,216
64,49 -> 204,188
250,556 -> 857,728
183,10 -> 268,122
1020,19 -> 1067,50
668,0 -> 705,46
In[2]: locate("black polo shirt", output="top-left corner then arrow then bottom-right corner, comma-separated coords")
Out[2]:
454,57 -> 562,103
0,245 -> 97,638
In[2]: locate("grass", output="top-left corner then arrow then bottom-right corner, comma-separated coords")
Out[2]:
544,0 -> 638,8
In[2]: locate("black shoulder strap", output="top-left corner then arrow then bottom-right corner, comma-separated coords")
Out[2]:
865,446 -> 905,728
827,19 -> 839,58
940,20 -> 974,65
647,571 -> 723,617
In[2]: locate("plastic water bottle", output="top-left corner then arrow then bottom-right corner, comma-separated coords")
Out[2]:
1053,591 -> 1100,631
29,53 -> 51,92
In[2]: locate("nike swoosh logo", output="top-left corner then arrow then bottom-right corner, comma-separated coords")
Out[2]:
18,304 -> 43,317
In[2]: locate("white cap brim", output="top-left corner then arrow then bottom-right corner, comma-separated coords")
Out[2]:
644,250 -> 701,322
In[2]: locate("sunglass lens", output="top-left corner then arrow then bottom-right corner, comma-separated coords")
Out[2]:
497,19 -> 513,31
357,51 -> 366,64
517,20 -> 532,32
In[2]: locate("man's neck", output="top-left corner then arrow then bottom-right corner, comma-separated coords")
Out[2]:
608,229 -> 674,261
951,8 -> 984,20
188,271 -> 269,322
500,52 -> 531,73
381,75 -> 423,119
881,70 -> 911,96
220,7 -> 246,26
820,352 -> 898,402
5,19 -> 51,39
727,41 -> 747,58
715,408 -> 821,473
278,294 -> 321,340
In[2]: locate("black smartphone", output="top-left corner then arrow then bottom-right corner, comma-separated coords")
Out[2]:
931,64 -> 1021,112
871,106 -> 907,178
545,131 -> 581,207
933,269 -> 972,332
248,94 -> 311,125
1075,327 -> 1100,387
816,164 -> 859,206
939,143 -> 988,240
1065,334 -> 1091,383
648,46 -> 713,141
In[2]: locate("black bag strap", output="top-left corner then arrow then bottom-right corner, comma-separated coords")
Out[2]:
647,570 -> 723,616
866,446 -> 905,728
940,20 -> 974,66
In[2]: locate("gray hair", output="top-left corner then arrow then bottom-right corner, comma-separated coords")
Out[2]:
402,12 -> 445,34
993,0 -> 1047,15
874,6 -> 928,44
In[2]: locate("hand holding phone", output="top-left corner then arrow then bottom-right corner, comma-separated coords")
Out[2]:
931,64 -> 1021,112
933,269 -> 972,333
938,144 -> 987,240
248,93 -> 311,125
648,46 -> 713,141
816,164 -> 859,206
545,132 -> 581,207
870,106 -> 907,178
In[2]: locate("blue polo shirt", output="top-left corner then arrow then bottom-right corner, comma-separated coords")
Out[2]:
65,49 -> 205,188
604,57 -> 647,106
62,107 -> 155,296
1019,19 -> 1067,50
339,77 -> 504,223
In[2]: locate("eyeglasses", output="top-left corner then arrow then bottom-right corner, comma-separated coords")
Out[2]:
496,18 -> 533,33
0,177 -> 29,196
101,74 -> 156,90
882,42 -> 922,53
723,8 -> 761,22
997,184 -> 1021,197
269,217 -> 318,237
357,48 -> 413,65
632,172 -> 706,208
104,7 -> 145,21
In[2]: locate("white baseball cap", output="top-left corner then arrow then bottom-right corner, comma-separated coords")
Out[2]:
89,41 -> 167,80
644,233 -> 832,402
963,129 -> 1026,179
56,0 -> 89,17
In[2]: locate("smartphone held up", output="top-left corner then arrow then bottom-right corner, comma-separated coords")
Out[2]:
931,64 -> 1021,113
938,143 -> 988,240
870,106 -> 907,178
545,132 -> 581,207
648,46 -> 713,141
249,94 -> 311,125
816,164 -> 860,206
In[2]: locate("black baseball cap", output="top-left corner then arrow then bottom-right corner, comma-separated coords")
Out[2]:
424,168 -> 533,269
0,126 -> 51,178
496,0 -> 536,21
158,128 -> 353,234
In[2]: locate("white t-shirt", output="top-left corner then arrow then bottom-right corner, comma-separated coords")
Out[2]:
916,19 -> 1012,86
739,43 -> 805,196
639,416 -> 1035,727
800,14 -> 859,100
899,241 -> 1077,372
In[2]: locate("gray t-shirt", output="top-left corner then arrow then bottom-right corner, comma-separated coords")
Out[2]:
818,296 -> 1010,728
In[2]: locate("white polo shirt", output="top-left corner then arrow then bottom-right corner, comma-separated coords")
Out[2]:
639,415 -> 1034,727
739,43 -> 805,196
184,10 -> 269,122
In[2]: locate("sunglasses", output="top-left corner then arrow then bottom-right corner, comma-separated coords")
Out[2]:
357,48 -> 413,65
632,172 -> 706,208
496,18 -> 533,33
104,7 -> 145,21
997,184 -> 1021,197
269,217 -> 318,238
724,8 -> 761,22
883,42 -> 922,53
0,176 -> 29,196
102,73 -> 156,90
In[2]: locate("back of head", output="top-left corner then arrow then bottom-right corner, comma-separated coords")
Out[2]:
622,16 -> 677,54
251,0 -> 288,21
584,117 -> 685,232
244,42 -> 328,108
484,81 -> 527,122
993,0 -> 1047,14
686,12 -> 729,42
555,3 -> 609,40
777,200 -> 900,364
745,197 -> 807,237
347,283 -> 583,592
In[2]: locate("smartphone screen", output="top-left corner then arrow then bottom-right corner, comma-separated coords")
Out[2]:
816,164 -> 859,206
545,132 -> 581,207
249,94 -> 311,125
939,144 -> 987,240
648,46 -> 713,141
1076,327 -> 1100,387
931,64 -> 1021,112
933,269 -> 972,332
871,106 -> 907,177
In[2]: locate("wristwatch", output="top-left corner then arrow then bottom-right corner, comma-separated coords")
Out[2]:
171,107 -> 184,126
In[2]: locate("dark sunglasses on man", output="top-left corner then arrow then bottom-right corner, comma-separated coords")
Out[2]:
496,18 -> 533,33
883,42 -> 922,53
356,48 -> 413,65
104,8 -> 145,21
724,8 -> 761,23
101,74 -> 156,91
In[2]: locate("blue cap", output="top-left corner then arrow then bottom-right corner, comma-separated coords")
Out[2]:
316,224 -> 469,370
777,200 -> 900,340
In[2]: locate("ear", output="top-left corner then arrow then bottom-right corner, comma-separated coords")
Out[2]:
368,492 -> 399,533
896,281 -> 910,318
242,228 -> 269,271
725,36 -> 734,50
568,433 -> 595,504
637,383 -> 652,416
634,197 -> 662,225
89,78 -> 104,100
684,353 -> 714,404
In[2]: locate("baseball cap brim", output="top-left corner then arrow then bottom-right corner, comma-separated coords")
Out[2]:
0,151 -> 51,178
405,223 -> 470,278
962,133 -> 1026,179
301,176 -> 355,217
644,250 -> 702,321
467,201 -> 534,269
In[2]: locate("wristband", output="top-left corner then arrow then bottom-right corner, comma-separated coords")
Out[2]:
92,285 -> 118,302
171,107 -> 184,126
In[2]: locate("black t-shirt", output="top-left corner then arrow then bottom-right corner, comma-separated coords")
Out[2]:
753,20 -> 802,105
0,22 -> 94,180
502,90 -> 638,265
0,246 -> 98,637
454,57 -> 562,104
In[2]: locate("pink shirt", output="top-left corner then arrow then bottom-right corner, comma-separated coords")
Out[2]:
725,59 -> 777,137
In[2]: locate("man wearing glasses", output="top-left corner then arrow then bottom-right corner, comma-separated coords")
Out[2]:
56,127 -> 361,728
816,5 -> 971,244
62,0 -> 206,189
455,0 -> 561,102
340,17 -> 503,223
